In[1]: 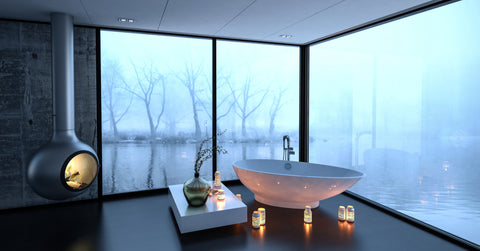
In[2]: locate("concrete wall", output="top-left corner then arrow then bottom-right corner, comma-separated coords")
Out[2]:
0,20 -> 98,210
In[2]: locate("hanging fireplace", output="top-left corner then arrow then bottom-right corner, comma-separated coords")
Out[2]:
27,13 -> 99,200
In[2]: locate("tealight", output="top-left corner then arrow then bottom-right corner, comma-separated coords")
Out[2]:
217,189 -> 225,200
347,205 -> 355,223
258,208 -> 266,225
304,206 -> 312,223
214,171 -> 221,189
252,211 -> 261,229
338,206 -> 346,221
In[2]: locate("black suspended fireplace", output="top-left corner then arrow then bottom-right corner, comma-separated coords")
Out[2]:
27,13 -> 99,200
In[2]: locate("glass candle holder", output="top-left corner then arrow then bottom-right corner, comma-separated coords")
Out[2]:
304,206 -> 312,223
236,194 -> 242,201
217,189 -> 225,200
338,206 -> 346,221
252,211 -> 261,229
347,205 -> 355,223
258,208 -> 266,225
214,171 -> 221,189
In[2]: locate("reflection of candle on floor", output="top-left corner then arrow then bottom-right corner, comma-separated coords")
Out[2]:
338,221 -> 355,239
252,225 -> 265,245
216,200 -> 225,210
304,222 -> 312,239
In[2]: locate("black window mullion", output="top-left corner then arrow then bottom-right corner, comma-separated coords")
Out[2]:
212,38 -> 217,180
299,45 -> 309,162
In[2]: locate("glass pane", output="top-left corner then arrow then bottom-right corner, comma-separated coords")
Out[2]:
101,30 -> 212,194
217,41 -> 299,181
309,0 -> 480,244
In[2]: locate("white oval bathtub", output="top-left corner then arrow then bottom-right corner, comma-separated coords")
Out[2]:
232,159 -> 365,209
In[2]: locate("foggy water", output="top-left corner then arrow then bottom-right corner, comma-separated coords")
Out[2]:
102,141 -> 293,194
309,140 -> 480,244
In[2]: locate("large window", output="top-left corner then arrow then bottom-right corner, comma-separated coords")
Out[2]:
309,0 -> 480,244
217,41 -> 300,180
101,31 -> 212,194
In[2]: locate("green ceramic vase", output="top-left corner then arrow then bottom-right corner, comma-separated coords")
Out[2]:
183,172 -> 211,207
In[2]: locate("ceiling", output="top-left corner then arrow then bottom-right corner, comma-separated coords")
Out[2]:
0,0 -> 442,45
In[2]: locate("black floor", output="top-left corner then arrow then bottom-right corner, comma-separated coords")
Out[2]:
0,184 -> 472,251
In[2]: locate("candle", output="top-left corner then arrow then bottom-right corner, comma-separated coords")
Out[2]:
258,208 -> 266,225
252,211 -> 261,229
338,206 -> 346,221
347,205 -> 355,223
304,206 -> 312,223
236,194 -> 242,201
217,189 -> 225,200
214,171 -> 221,189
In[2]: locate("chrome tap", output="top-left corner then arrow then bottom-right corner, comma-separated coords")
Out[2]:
283,135 -> 295,161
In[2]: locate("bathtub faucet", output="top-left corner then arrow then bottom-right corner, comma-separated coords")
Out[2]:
283,135 -> 295,161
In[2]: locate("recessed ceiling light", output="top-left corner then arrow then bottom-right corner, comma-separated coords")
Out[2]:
118,17 -> 134,23
280,34 -> 293,38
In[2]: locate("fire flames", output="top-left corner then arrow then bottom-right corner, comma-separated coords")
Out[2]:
64,153 -> 97,190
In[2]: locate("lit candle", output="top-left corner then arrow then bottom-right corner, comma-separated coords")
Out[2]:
347,205 -> 355,223
338,206 -> 346,221
252,211 -> 261,229
236,194 -> 242,201
258,208 -> 266,225
216,200 -> 225,210
214,171 -> 221,189
304,206 -> 312,223
217,189 -> 225,200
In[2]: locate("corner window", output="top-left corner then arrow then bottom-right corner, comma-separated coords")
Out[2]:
309,0 -> 480,244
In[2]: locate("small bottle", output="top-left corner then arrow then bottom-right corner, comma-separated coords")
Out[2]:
338,206 -> 346,221
347,205 -> 355,223
252,211 -> 261,229
304,206 -> 312,223
217,189 -> 225,200
236,194 -> 242,201
214,171 -> 221,189
258,208 -> 266,226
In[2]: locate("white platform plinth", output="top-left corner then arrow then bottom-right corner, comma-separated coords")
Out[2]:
168,182 -> 247,234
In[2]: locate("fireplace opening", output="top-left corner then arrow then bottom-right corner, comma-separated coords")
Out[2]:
63,152 -> 98,191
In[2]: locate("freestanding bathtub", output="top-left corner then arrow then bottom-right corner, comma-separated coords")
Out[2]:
232,159 -> 365,209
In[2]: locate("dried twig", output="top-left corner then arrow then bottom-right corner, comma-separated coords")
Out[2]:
194,130 -> 227,174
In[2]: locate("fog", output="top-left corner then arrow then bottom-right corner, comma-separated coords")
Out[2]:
101,0 -> 480,245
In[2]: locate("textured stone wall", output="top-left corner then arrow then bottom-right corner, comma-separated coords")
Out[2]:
0,20 -> 98,210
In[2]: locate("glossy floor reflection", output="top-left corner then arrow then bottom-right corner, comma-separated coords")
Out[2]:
0,183 -> 471,251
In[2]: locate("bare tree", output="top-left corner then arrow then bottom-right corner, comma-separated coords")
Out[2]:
175,61 -> 204,139
101,59 -> 133,141
123,61 -> 166,141
227,75 -> 269,138
196,73 -> 235,133
269,86 -> 288,137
